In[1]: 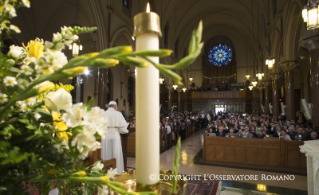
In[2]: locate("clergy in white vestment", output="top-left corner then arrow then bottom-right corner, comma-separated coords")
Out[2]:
101,101 -> 129,174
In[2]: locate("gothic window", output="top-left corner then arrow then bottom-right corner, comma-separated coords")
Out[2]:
207,44 -> 233,67
263,14 -> 267,36
272,0 -> 277,18
123,0 -> 128,7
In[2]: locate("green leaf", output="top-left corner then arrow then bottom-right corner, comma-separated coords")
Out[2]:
171,137 -> 181,194
156,65 -> 183,85
87,98 -> 93,111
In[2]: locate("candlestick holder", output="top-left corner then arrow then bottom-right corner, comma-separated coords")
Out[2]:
109,169 -> 187,195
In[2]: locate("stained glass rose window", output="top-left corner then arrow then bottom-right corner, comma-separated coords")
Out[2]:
208,44 -> 232,67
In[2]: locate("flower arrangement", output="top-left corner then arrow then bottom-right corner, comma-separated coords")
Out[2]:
0,1 -> 203,194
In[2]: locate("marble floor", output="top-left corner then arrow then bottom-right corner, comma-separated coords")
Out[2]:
127,130 -> 308,194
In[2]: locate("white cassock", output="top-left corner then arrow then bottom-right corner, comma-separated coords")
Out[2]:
206,113 -> 211,122
101,107 -> 129,174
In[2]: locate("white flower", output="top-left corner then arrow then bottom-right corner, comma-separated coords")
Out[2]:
18,78 -> 29,89
107,168 -> 118,179
84,107 -> 108,138
19,102 -> 29,112
36,69 -> 47,76
71,125 -> 96,152
20,65 -> 33,75
6,59 -> 15,65
5,4 -> 17,17
64,40 -> 73,46
52,33 -> 62,42
0,93 -> 8,104
63,103 -> 87,127
61,26 -> 78,40
45,88 -> 72,112
91,161 -> 104,173
4,76 -> 17,87
34,112 -> 41,121
44,41 -> 54,50
22,0 -> 30,8
43,50 -> 68,70
8,45 -> 24,59
97,185 -> 109,195
72,126 -> 101,159
25,97 -> 36,106
55,43 -> 65,51
53,140 -> 69,153
9,25 -> 20,33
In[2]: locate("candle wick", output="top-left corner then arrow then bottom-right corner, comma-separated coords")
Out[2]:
146,3 -> 150,13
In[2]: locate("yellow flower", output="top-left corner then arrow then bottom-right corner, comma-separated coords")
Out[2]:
23,39 -> 44,59
100,175 -> 110,184
53,83 -> 74,92
62,66 -> 87,76
52,111 -> 68,131
71,171 -> 87,177
56,132 -> 68,142
47,167 -> 61,175
38,82 -> 55,94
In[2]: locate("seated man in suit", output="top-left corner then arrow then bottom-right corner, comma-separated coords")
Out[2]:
267,122 -> 275,134
241,125 -> 253,138
215,125 -> 226,137
225,127 -> 237,138
295,127 -> 307,141
273,125 -> 282,137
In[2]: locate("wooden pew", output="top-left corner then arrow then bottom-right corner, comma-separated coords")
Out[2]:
203,136 -> 307,174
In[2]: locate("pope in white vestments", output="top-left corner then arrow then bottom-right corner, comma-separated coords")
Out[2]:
101,101 -> 129,174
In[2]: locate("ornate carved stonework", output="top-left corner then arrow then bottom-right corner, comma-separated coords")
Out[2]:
300,140 -> 319,195
279,61 -> 298,72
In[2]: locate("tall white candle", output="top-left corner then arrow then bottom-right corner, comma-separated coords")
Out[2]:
134,3 -> 161,186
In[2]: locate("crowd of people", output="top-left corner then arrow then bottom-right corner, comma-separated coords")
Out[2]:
204,111 -> 318,141
124,109 -> 318,153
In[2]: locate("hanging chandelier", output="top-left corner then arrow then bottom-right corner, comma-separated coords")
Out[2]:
245,74 -> 250,80
172,84 -> 178,90
69,39 -> 82,57
182,87 -> 186,92
265,56 -> 275,69
159,75 -> 164,84
256,72 -> 264,80
251,80 -> 258,87
189,77 -> 193,82
248,84 -> 254,90
302,2 -> 319,30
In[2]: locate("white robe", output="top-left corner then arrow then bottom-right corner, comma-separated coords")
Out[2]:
101,107 -> 129,174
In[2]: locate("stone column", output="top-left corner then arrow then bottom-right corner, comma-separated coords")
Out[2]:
257,85 -> 264,113
270,73 -> 281,117
263,81 -> 271,114
301,30 -> 319,126
98,68 -> 108,109
167,85 -> 172,112
280,62 -> 297,120
177,88 -> 182,112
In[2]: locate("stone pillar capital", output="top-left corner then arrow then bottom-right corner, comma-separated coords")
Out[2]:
279,60 -> 298,72
262,81 -> 272,86
166,85 -> 172,90
301,30 -> 319,51
257,85 -> 264,90
269,73 -> 281,81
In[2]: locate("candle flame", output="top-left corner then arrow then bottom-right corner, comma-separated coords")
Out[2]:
146,3 -> 150,13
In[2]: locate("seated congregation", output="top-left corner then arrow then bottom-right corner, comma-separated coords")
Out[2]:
204,111 -> 318,141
